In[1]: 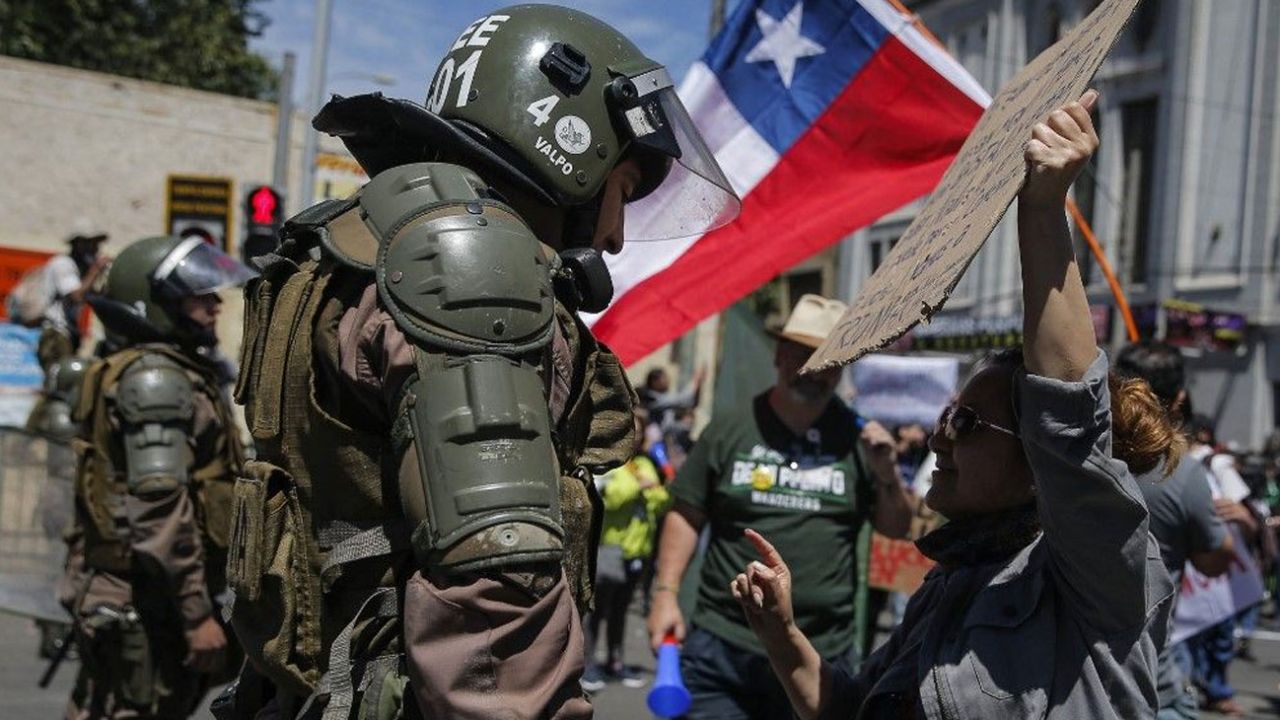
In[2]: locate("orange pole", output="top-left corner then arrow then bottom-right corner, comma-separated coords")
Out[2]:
1066,198 -> 1139,342
886,0 -> 947,49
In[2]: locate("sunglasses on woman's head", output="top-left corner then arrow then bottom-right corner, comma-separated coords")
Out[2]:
939,404 -> 1020,441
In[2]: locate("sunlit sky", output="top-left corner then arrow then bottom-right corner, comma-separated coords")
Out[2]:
250,0 -> 745,106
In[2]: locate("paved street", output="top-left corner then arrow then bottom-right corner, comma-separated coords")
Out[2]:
3,606 -> 1279,719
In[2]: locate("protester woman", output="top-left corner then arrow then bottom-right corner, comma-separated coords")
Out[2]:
729,91 -> 1181,719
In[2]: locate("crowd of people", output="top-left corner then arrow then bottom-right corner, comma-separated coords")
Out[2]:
10,5 -> 1278,720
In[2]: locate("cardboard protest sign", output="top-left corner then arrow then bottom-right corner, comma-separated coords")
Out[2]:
806,0 -> 1142,372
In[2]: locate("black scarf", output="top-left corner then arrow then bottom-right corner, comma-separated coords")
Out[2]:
915,503 -> 1041,568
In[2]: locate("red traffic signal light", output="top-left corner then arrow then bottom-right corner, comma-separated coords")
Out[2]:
248,186 -> 281,225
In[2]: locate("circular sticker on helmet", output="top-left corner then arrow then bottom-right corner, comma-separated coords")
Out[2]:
554,115 -> 592,155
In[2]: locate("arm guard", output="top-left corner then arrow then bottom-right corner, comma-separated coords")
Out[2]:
116,354 -> 195,495
358,163 -> 563,573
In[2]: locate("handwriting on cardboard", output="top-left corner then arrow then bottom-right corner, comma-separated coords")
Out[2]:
805,0 -> 1141,372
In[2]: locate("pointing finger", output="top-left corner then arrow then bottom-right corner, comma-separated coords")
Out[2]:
744,528 -> 785,568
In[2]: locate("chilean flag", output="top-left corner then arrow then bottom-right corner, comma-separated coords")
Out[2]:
586,0 -> 990,365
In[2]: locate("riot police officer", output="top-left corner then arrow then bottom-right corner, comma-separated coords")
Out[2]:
221,5 -> 738,720
65,235 -> 253,719
32,356 -> 89,661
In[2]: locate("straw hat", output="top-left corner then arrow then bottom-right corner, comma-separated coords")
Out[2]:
774,294 -> 848,350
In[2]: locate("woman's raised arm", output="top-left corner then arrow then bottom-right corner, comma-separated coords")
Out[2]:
1019,90 -> 1101,382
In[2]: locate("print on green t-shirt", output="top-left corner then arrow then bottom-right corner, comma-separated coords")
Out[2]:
672,393 -> 874,659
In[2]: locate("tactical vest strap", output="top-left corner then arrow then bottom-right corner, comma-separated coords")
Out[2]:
251,260 -> 320,440
317,519 -> 413,591
303,586 -> 400,720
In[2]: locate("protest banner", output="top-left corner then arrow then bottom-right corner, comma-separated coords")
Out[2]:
1170,526 -> 1265,645
852,354 -> 958,428
867,532 -> 935,595
806,0 -> 1142,371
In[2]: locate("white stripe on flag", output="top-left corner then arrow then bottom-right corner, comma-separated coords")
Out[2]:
858,0 -> 992,107
585,62 -> 779,327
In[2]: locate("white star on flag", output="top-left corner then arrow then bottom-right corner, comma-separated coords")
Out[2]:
744,1 -> 826,89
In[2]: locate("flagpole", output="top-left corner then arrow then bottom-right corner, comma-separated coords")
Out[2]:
710,0 -> 726,38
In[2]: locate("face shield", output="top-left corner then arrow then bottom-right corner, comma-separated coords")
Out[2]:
609,67 -> 740,241
151,238 -> 257,301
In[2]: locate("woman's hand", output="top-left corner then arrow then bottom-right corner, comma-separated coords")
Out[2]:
1021,90 -> 1099,209
731,529 -> 796,643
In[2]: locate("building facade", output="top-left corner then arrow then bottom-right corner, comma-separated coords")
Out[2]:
0,55 -> 365,366
842,0 -> 1280,447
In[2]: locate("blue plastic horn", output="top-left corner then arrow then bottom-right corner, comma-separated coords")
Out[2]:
647,633 -> 691,718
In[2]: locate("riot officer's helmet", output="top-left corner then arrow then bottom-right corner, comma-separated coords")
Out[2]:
429,4 -> 740,241
90,236 -> 256,348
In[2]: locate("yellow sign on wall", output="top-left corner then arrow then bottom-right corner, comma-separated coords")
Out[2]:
165,175 -> 234,253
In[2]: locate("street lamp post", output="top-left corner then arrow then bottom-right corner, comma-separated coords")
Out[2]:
298,0 -> 334,210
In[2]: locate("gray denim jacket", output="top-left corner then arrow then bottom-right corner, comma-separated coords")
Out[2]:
834,352 -> 1175,720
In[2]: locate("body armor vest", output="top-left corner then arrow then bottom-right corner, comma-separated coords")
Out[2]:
71,344 -> 245,577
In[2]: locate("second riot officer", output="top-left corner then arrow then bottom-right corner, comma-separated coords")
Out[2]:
221,5 -> 739,720
65,236 -> 253,720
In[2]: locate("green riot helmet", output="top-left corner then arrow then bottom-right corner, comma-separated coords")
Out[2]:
90,236 -> 256,348
428,4 -> 740,240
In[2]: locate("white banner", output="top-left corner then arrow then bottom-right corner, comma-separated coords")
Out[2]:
850,354 -> 959,428
1170,526 -> 1266,645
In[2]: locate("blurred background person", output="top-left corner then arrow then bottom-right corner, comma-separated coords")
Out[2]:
1182,419 -> 1257,717
1115,341 -> 1235,720
37,221 -> 111,369
582,409 -> 673,692
647,294 -> 911,720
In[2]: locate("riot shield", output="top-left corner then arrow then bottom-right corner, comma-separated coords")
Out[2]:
0,428 -> 74,622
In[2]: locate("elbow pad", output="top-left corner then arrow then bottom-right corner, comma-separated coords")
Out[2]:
361,162 -> 563,573
116,354 -> 194,495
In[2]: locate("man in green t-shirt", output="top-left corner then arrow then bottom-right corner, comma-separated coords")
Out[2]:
647,294 -> 913,720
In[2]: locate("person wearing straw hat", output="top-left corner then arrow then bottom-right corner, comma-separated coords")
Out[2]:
647,294 -> 913,720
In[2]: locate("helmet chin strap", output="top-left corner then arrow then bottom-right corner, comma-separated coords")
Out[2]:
560,188 -> 604,249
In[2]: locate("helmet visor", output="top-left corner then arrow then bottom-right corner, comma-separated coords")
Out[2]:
619,72 -> 741,242
152,238 -> 257,300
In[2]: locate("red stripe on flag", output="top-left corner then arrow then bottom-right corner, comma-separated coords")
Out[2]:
593,37 -> 984,366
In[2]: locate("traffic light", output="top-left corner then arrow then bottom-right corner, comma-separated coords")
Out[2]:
243,185 -> 283,263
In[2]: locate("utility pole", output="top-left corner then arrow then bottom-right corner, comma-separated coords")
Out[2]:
272,52 -> 296,200
299,0 -> 334,209
710,0 -> 727,38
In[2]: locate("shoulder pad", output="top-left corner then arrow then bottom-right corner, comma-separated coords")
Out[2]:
116,353 -> 195,425
45,356 -> 89,402
363,162 -> 555,355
